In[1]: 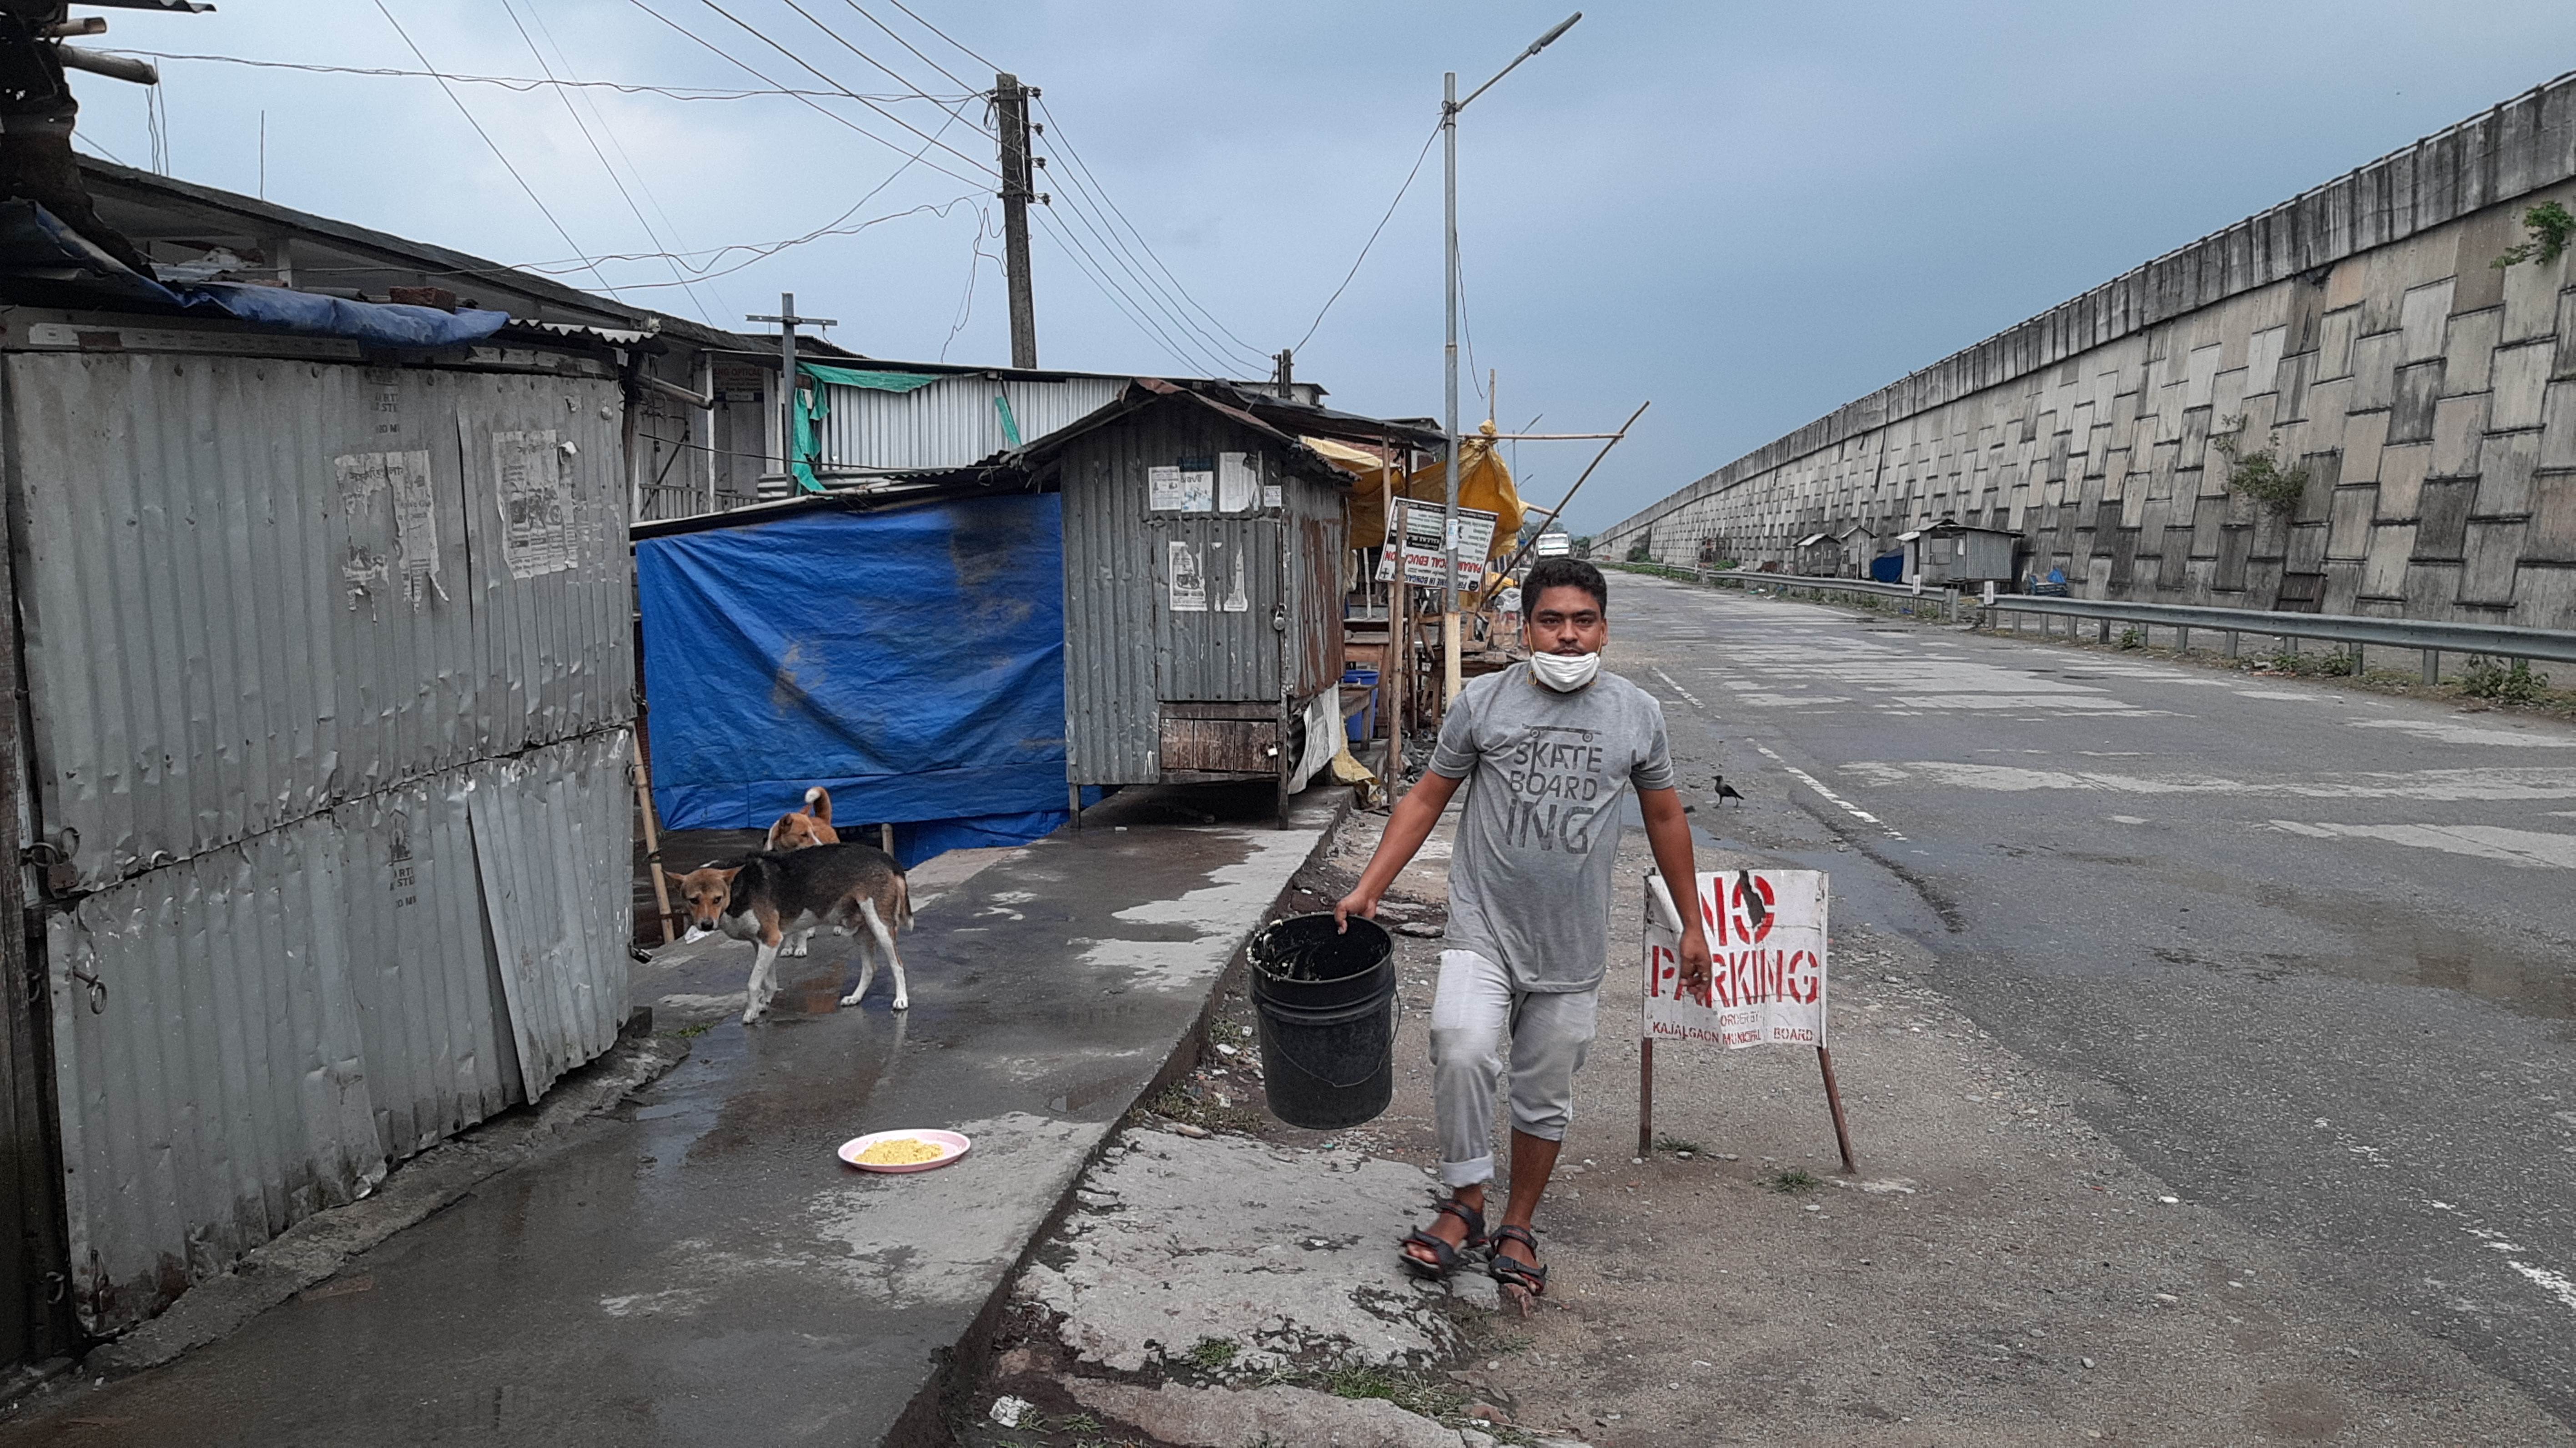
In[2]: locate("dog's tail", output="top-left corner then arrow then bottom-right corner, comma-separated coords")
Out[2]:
805,785 -> 833,826
895,871 -> 915,932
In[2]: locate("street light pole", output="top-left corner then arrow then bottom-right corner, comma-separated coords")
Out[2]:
1441,12 -> 1581,704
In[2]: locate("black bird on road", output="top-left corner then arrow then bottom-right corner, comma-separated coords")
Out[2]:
1713,774 -> 1745,807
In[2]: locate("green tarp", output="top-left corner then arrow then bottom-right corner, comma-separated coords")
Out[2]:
790,363 -> 941,493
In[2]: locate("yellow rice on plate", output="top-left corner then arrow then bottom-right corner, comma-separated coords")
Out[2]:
855,1136 -> 946,1166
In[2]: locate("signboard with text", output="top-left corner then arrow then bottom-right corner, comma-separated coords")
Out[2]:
1377,500 -> 1496,588
1642,870 -> 1829,1048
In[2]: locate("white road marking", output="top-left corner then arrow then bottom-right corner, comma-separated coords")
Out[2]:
2509,1262 -> 2576,1316
1840,760 -> 2576,802
2265,821 -> 2576,869
2347,719 -> 2576,748
1753,743 -> 1904,840
1650,667 -> 1704,710
2421,1196 -> 2576,1322
2233,689 -> 2323,701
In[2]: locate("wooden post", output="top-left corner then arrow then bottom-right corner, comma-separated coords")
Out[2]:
1387,467 -> 1405,792
634,758 -> 674,946
1816,1046 -> 1857,1175
1637,1037 -> 1655,1160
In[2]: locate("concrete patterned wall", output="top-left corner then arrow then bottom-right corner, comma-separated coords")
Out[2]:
1599,74 -> 2576,630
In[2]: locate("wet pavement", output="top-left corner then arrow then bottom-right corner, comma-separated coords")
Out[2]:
0,783 -> 1340,1447
1612,575 -> 2576,1426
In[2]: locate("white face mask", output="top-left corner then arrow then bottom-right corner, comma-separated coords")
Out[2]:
1529,650 -> 1600,692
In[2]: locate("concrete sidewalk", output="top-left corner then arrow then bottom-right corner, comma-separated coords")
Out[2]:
0,783 -> 1340,1448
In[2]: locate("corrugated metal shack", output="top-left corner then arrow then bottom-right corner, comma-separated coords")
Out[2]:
0,164 -> 696,1358
1031,380 -> 1442,814
1899,519 -> 2020,586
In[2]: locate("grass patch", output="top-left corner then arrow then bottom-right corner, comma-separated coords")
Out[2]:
658,1020 -> 714,1040
1764,1167 -> 1822,1192
1321,1365 -> 1471,1423
1181,1337 -> 1239,1371
2460,654 -> 2551,704
1653,1133 -> 1704,1155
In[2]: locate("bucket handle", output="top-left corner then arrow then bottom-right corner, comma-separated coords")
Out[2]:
1265,992 -> 1401,1091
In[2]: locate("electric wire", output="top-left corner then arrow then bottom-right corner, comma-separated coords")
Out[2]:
834,0 -> 978,95
1295,117 -> 1441,353
689,0 -> 1000,181
515,195 -> 980,287
1033,143 -> 1254,376
523,0 -> 736,321
371,0 -> 618,294
622,0 -> 994,190
97,50 -> 969,102
882,0 -> 1001,74
938,204 -> 1000,362
500,0 -> 713,319
1032,211 -> 1226,377
1036,208 -> 1235,376
1033,97 -> 1269,371
777,0 -> 975,116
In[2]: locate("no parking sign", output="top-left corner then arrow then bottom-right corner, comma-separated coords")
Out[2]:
1638,869 -> 1854,1170
1644,870 -> 1829,1047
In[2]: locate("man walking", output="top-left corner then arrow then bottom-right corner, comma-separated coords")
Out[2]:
1335,558 -> 1711,1313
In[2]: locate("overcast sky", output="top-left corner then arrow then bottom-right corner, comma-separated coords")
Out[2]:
69,1 -> 2576,530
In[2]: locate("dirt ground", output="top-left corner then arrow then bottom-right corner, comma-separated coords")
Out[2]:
963,800 -> 2575,1447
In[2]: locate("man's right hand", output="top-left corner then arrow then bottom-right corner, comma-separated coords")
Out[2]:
1332,888 -> 1378,933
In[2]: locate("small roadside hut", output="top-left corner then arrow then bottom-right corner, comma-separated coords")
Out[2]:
1025,381 -> 1439,818
1898,519 -> 2019,586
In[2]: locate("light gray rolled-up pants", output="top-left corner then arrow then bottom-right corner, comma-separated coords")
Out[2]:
1429,948 -> 1600,1189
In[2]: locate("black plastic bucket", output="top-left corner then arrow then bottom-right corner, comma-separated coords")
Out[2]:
1247,914 -> 1397,1131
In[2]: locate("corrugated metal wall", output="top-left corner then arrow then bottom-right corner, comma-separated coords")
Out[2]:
1156,516 -> 1283,702
4,345 -> 635,1335
6,357 -> 626,888
819,373 -> 1123,473
1062,441 -> 1159,787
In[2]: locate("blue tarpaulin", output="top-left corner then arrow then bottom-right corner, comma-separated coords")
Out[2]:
636,493 -> 1081,867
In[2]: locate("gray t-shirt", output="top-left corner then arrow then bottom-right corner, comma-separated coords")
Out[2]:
1428,663 -> 1675,993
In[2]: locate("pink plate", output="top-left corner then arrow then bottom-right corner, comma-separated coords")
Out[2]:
838,1128 -> 972,1174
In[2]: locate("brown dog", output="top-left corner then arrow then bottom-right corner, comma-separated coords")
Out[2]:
765,785 -> 840,852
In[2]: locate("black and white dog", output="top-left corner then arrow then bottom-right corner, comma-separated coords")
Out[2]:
675,843 -> 916,1023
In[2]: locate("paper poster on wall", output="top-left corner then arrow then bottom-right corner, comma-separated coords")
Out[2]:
1150,463 -> 1215,512
1220,550 -> 1249,612
493,429 -> 578,579
1167,541 -> 1208,611
1217,452 -> 1258,512
334,449 -> 442,610
1262,483 -> 1283,509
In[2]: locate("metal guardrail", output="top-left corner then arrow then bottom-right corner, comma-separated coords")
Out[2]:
1607,560 -> 2573,683
1982,594 -> 2576,681
1609,562 -> 1962,617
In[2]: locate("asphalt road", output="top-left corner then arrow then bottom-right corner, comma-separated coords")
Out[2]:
1608,573 -> 2576,1427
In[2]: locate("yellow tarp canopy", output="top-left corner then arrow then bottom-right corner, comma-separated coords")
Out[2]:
1318,423 -> 1526,558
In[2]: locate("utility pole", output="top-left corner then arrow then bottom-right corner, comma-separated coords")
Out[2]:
995,72 -> 1039,369
1439,13 -> 1581,703
745,292 -> 835,493
1273,347 -> 1294,398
